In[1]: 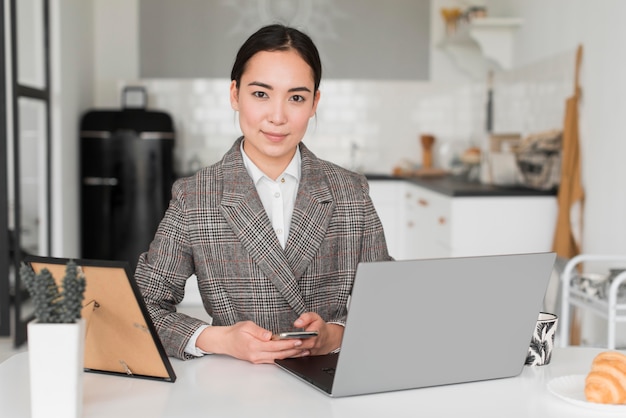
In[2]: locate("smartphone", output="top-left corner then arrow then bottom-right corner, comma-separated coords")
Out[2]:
272,330 -> 319,340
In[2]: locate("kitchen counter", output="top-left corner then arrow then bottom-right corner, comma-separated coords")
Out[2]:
0,347 -> 613,417
365,174 -> 557,197
366,173 -> 558,259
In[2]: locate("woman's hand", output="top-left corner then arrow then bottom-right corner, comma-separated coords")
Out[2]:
195,321 -> 311,364
292,312 -> 344,356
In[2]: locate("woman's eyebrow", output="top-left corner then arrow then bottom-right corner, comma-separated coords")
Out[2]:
247,81 -> 311,93
248,81 -> 272,89
289,86 -> 312,93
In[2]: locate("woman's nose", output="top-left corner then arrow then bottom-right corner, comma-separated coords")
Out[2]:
268,101 -> 287,125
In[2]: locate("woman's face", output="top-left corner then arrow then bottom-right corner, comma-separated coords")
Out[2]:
230,49 -> 320,177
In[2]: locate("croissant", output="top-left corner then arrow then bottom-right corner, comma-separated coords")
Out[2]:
584,351 -> 626,404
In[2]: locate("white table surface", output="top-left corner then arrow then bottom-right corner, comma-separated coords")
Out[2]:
1,347 -> 624,417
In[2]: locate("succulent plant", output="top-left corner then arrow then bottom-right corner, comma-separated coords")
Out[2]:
21,260 -> 86,324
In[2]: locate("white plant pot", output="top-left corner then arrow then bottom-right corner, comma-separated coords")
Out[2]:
27,319 -> 85,418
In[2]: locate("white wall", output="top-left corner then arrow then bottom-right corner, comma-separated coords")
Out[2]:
50,0 -> 95,257
93,0 -> 138,107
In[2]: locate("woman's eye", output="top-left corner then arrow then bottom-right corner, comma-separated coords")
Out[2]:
253,91 -> 268,98
290,95 -> 305,103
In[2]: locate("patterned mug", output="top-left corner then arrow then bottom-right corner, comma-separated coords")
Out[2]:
525,312 -> 558,366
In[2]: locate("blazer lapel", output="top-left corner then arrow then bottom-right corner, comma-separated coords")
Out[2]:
284,144 -> 335,281
219,139 -> 306,314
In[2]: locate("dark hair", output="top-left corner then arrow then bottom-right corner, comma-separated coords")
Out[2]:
231,24 -> 322,92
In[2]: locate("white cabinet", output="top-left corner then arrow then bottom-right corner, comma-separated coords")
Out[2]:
368,180 -> 406,259
448,195 -> 557,257
404,184 -> 450,259
369,179 -> 557,260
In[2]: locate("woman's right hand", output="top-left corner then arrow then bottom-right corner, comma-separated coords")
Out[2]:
196,321 -> 311,364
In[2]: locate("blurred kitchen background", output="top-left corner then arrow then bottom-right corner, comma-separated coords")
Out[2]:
2,0 -> 626,353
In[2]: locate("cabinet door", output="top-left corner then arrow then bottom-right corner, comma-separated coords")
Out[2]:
450,196 -> 557,256
367,180 -> 405,259
404,184 -> 450,259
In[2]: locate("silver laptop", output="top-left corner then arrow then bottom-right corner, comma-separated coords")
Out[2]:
275,252 -> 556,397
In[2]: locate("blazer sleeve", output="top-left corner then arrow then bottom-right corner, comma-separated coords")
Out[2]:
135,177 -> 209,360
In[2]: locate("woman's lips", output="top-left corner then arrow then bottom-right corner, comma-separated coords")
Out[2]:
263,131 -> 287,142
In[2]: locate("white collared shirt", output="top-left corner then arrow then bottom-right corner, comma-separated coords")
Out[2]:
240,141 -> 301,249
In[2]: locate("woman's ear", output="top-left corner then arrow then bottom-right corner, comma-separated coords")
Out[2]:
310,90 -> 321,118
229,80 -> 239,111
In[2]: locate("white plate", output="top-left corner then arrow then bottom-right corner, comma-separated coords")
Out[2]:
548,374 -> 626,412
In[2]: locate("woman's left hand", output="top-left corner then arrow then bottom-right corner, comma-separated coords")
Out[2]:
293,312 -> 343,355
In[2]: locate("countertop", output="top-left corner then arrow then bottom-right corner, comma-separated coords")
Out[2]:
365,174 -> 557,197
0,347 -> 618,417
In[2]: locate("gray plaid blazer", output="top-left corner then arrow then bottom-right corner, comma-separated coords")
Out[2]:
135,137 -> 391,359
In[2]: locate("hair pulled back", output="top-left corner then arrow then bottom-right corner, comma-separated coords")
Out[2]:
231,24 -> 322,92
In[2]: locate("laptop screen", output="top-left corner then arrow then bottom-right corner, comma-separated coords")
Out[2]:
276,252 -> 556,397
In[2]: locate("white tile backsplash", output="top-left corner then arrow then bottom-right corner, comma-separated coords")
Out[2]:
121,51 -> 574,176
492,49 -> 575,137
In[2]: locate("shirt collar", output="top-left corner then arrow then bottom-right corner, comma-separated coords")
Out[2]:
240,140 -> 301,184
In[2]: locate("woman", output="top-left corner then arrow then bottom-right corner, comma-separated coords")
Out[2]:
135,24 -> 391,364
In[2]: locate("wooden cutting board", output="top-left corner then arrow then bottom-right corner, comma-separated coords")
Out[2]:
393,167 -> 449,178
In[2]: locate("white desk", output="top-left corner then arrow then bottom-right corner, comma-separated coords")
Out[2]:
0,347 -> 621,417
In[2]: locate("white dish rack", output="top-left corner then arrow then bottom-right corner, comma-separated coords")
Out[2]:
560,254 -> 626,349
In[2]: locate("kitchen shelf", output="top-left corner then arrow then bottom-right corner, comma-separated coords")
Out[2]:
469,17 -> 523,69
560,254 -> 626,350
439,17 -> 523,78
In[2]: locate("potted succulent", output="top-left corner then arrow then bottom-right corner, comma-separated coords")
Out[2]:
21,260 -> 86,418
21,260 -> 86,323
